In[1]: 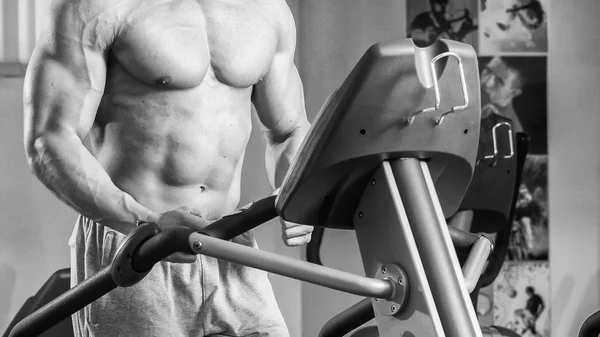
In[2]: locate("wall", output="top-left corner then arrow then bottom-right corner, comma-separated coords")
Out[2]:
0,0 -> 46,62
547,1 -> 600,336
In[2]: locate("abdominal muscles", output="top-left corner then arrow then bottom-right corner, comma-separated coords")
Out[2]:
91,85 -> 254,218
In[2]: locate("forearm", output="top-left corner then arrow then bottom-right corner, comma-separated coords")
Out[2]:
265,123 -> 310,189
27,128 -> 156,234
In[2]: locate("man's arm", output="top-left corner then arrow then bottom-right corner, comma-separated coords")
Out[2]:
252,1 -> 312,246
24,0 -> 158,234
536,297 -> 545,317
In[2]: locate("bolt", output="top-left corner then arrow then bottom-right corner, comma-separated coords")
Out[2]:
381,266 -> 387,274
375,298 -> 379,302
398,276 -> 403,285
391,304 -> 397,312
371,179 -> 376,186
358,212 -> 364,218
192,241 -> 202,250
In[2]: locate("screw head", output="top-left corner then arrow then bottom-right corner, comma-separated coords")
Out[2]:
381,266 -> 387,274
391,304 -> 397,312
371,179 -> 376,185
192,241 -> 202,250
398,277 -> 403,285
358,212 -> 364,218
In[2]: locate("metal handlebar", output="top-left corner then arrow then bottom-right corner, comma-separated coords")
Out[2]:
406,51 -> 470,125
483,121 -> 514,161
9,195 -> 279,337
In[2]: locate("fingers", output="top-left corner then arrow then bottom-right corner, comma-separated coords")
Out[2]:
280,219 -> 313,247
176,206 -> 206,218
283,232 -> 312,247
171,206 -> 209,230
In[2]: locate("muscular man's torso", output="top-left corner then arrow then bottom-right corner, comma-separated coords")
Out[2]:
91,0 -> 279,220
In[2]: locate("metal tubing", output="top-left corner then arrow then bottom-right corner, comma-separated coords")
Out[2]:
462,236 -> 493,293
8,268 -> 117,337
448,209 -> 474,232
188,233 -> 394,299
354,161 -> 446,336
391,158 -> 482,337
318,298 -> 375,337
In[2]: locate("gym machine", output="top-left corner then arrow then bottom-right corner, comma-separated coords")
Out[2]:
10,38 -> 514,337
307,108 -> 529,337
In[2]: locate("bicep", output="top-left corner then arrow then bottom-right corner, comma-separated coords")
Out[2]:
252,59 -> 307,141
24,1 -> 109,145
251,2 -> 308,141
25,51 -> 106,139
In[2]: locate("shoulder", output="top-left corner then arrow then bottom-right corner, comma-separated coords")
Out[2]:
45,0 -> 127,50
259,0 -> 297,50
48,0 -> 122,25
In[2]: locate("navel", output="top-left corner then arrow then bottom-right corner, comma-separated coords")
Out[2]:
155,76 -> 172,86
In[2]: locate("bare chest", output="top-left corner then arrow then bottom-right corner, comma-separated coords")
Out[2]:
111,0 -> 278,89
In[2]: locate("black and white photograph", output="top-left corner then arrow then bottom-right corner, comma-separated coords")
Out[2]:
509,155 -> 549,261
479,0 -> 549,54
479,56 -> 547,154
2,1 -> 600,337
494,261 -> 550,337
407,0 -> 479,49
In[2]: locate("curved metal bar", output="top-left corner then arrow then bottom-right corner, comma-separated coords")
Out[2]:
405,106 -> 438,125
8,268 -> 116,337
483,122 -> 514,160
407,51 -> 467,125
433,51 -> 469,125
318,298 -> 375,337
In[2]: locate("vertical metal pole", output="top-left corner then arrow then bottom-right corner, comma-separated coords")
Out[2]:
390,158 -> 482,337
353,162 -> 445,337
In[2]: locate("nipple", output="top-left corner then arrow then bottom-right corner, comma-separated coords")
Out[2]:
155,76 -> 172,86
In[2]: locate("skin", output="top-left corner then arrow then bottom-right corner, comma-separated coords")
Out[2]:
24,0 -> 313,262
481,57 -> 522,108
480,57 -> 525,133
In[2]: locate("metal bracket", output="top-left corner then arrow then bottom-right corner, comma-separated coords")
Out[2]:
111,222 -> 161,287
374,264 -> 409,316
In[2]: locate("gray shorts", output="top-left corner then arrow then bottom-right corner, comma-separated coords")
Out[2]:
69,216 -> 289,337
